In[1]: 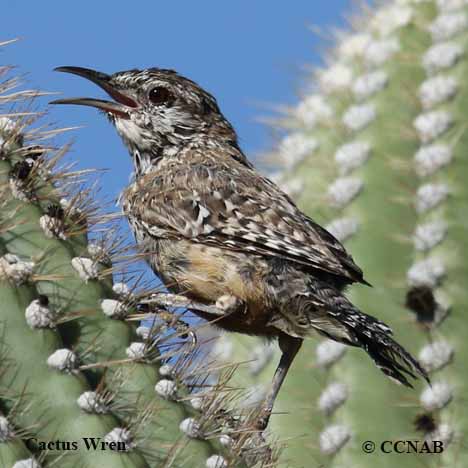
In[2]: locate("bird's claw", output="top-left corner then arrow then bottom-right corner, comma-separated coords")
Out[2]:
215,294 -> 244,314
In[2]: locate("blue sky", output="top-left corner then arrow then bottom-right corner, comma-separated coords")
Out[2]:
3,0 -> 352,200
2,1 -> 356,321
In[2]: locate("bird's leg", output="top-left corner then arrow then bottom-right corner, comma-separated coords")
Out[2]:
256,334 -> 303,431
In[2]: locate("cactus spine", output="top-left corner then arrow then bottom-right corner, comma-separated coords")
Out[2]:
0,43 -> 277,468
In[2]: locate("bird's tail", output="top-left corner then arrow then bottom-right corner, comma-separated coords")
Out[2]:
345,314 -> 429,388
307,284 -> 430,387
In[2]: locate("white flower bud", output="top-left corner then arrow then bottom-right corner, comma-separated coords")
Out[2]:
416,183 -> 449,213
413,220 -> 448,251
319,424 -> 350,454
419,75 -> 457,109
295,94 -> 333,127
12,459 -> 41,468
159,363 -> 173,377
179,417 -> 200,438
77,391 -> 109,414
419,341 -> 454,372
71,257 -> 100,281
423,42 -> 463,73
339,34 -> 371,59
407,257 -> 445,288
425,423 -> 454,447
326,217 -> 359,242
316,340 -> 346,367
112,282 -> 131,297
414,144 -> 452,176
342,104 -> 376,132
413,111 -> 453,143
155,379 -> 177,399
364,38 -> 400,66
420,382 -> 453,410
206,455 -> 228,468
25,298 -> 54,329
319,64 -> 353,92
353,70 -> 388,101
0,254 -> 34,284
328,177 -> 363,208
101,299 -> 128,319
39,214 -> 67,240
104,427 -> 134,451
47,349 -> 78,372
0,415 -> 14,442
318,382 -> 349,415
279,133 -> 319,169
334,141 -> 371,174
372,6 -> 413,36
429,12 -> 468,41
125,342 -> 146,359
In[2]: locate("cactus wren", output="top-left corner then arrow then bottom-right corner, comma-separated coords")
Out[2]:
52,66 -> 429,429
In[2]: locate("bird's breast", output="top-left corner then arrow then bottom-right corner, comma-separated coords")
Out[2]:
149,239 -> 278,336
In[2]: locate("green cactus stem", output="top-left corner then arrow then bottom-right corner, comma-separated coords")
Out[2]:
215,1 -> 468,467
0,44 -> 277,468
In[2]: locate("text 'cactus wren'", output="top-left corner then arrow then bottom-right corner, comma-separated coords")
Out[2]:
51,66 -> 429,430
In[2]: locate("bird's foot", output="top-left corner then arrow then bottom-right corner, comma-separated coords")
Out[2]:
254,407 -> 272,431
215,294 -> 244,314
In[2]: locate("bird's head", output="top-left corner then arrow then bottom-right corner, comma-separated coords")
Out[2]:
51,67 -> 237,168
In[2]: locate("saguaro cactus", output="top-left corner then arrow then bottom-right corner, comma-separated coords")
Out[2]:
4,0 -> 468,464
216,1 -> 468,467
0,42 -> 277,468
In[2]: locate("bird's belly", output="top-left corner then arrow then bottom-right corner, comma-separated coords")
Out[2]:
152,239 -> 277,336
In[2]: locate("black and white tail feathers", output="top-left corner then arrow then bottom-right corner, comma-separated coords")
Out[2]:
348,315 -> 430,388
310,283 -> 430,388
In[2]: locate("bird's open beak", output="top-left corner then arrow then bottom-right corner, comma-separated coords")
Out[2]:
50,66 -> 138,118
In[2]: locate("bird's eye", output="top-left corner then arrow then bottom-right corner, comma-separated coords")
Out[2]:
148,86 -> 174,106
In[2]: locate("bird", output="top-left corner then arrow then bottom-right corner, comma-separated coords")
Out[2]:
51,66 -> 429,430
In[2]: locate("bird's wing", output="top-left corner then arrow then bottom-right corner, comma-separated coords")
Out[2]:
124,159 -> 366,285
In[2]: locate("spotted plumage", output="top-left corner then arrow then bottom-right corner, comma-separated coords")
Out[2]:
122,147 -> 366,288
52,66 -> 429,429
